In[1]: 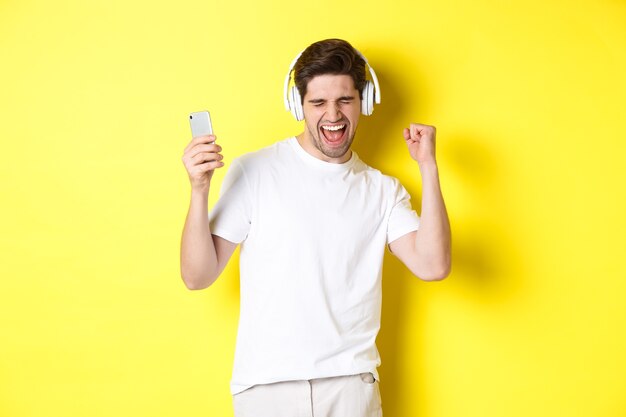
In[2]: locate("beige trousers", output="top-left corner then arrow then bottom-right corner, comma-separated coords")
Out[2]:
232,372 -> 383,417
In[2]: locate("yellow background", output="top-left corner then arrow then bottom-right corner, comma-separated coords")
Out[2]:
1,0 -> 625,416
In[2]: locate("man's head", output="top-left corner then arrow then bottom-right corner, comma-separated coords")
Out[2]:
294,39 -> 367,163
294,39 -> 367,102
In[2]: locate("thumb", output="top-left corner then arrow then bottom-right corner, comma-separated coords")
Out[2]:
410,124 -> 424,140
403,127 -> 411,141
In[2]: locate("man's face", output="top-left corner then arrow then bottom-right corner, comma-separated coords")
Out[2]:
300,74 -> 361,163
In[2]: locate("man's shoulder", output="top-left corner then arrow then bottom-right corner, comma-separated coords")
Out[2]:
353,155 -> 403,189
234,137 -> 293,168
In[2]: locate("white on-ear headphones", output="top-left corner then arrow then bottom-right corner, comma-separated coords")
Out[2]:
283,48 -> 381,121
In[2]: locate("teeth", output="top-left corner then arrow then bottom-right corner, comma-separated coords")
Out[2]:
321,125 -> 345,131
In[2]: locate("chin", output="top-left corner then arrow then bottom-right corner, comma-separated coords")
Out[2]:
317,135 -> 353,159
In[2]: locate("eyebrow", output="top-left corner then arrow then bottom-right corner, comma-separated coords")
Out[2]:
307,96 -> 356,104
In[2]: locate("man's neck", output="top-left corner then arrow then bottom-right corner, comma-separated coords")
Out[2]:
295,132 -> 352,164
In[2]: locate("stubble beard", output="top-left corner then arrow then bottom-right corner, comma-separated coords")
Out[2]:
307,122 -> 356,160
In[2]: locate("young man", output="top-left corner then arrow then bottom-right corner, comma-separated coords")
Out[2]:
180,39 -> 451,417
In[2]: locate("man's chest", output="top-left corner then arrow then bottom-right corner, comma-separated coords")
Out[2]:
249,173 -> 386,242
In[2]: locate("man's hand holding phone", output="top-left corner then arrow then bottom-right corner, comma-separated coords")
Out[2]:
182,111 -> 224,195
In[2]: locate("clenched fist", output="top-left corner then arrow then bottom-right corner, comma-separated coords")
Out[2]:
403,123 -> 437,165
181,134 -> 224,194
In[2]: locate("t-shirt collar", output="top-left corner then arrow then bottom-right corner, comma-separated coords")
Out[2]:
288,137 -> 358,171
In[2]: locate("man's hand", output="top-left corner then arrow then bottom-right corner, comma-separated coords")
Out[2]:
403,123 -> 437,165
181,134 -> 224,194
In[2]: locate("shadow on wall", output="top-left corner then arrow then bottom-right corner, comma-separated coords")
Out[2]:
442,132 -> 527,302
352,48 -> 527,416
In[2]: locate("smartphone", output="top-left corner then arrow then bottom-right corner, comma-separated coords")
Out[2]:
189,111 -> 213,140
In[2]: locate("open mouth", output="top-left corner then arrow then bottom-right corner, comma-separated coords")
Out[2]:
320,124 -> 347,145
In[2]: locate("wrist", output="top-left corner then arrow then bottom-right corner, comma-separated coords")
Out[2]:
191,187 -> 210,200
418,159 -> 438,172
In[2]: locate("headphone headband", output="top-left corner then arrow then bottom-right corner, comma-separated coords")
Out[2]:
283,47 -> 381,115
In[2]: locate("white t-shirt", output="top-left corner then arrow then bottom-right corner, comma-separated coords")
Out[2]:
209,137 -> 420,395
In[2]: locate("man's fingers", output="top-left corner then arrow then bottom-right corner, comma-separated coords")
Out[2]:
410,124 -> 423,139
182,141 -> 222,167
184,134 -> 217,153
195,160 -> 225,173
407,123 -> 436,141
188,143 -> 222,159
403,127 -> 411,141
404,126 -> 420,143
191,151 -> 223,165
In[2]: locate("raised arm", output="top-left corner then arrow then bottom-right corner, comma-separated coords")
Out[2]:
180,135 -> 237,290
389,124 -> 451,281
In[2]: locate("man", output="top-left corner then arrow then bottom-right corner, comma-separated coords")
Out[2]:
180,39 -> 451,417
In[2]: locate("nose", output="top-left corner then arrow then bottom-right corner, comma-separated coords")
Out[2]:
326,102 -> 342,122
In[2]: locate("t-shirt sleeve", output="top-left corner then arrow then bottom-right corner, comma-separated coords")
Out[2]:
208,158 -> 252,244
387,179 -> 420,244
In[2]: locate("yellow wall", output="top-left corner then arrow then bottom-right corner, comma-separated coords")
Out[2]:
2,0 -> 625,416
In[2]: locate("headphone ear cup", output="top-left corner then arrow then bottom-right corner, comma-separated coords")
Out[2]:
289,86 -> 304,121
361,81 -> 374,116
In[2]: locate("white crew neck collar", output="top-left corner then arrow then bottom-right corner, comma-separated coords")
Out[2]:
288,137 -> 358,171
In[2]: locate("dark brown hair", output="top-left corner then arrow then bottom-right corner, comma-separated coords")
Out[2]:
294,38 -> 367,102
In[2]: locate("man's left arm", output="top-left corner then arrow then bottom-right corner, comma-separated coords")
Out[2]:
389,123 -> 452,281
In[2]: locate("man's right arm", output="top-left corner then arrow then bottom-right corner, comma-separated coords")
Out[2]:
180,190 -> 237,290
179,135 -> 237,290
